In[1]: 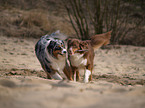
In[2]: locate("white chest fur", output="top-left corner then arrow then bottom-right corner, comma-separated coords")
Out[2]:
45,47 -> 66,73
51,56 -> 66,73
70,53 -> 87,67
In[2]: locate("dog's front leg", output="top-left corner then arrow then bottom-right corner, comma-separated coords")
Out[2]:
76,70 -> 80,81
84,68 -> 91,83
51,72 -> 63,80
63,66 -> 73,81
73,69 -> 76,81
72,67 -> 78,81
73,68 -> 79,81
46,72 -> 52,79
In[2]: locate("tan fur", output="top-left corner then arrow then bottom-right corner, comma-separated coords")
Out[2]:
90,31 -> 112,50
63,65 -> 73,80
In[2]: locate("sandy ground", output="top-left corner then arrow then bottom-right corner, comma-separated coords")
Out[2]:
0,35 -> 145,108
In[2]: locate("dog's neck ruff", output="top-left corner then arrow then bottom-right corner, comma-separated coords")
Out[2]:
70,53 -> 87,67
44,39 -> 66,73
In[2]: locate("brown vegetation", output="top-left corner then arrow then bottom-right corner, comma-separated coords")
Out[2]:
0,0 -> 74,38
0,0 -> 145,46
63,0 -> 145,46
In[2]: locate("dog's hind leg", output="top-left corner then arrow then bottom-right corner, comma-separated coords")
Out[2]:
84,68 -> 91,83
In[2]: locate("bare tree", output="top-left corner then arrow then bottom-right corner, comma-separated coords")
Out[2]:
63,0 -> 142,44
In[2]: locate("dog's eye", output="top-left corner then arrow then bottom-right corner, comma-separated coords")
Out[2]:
61,42 -> 65,47
73,45 -> 78,48
55,45 -> 61,50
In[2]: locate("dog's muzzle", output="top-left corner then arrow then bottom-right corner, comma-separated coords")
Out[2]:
68,47 -> 74,55
59,48 -> 66,55
62,49 -> 67,54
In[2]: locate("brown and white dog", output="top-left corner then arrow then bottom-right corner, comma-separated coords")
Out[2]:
67,31 -> 112,82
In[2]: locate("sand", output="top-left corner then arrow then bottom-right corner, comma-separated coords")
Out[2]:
0,35 -> 145,108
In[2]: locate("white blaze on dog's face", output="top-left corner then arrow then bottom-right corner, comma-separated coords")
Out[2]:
47,40 -> 66,59
68,39 -> 80,55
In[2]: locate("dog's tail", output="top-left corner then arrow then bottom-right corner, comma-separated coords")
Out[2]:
90,31 -> 112,50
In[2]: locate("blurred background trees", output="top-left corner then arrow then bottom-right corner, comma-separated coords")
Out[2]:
63,0 -> 144,45
0,0 -> 145,46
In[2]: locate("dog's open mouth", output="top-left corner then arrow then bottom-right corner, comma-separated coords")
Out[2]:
58,53 -> 65,56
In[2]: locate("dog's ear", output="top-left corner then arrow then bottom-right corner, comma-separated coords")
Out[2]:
66,38 -> 71,43
48,41 -> 56,49
66,38 -> 72,46
80,41 -> 89,49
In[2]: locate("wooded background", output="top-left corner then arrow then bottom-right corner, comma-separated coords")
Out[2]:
0,0 -> 145,46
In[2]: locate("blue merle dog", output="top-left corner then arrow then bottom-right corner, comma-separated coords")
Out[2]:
35,31 -> 73,80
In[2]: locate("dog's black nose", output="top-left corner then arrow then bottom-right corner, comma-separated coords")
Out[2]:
63,51 -> 66,53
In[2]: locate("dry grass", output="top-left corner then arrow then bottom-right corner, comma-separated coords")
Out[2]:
0,7 -> 74,38
0,0 -> 145,46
